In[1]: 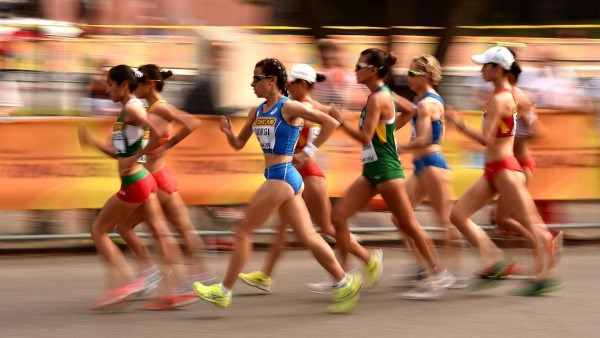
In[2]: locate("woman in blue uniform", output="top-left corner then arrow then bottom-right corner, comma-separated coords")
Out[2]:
192,58 -> 362,314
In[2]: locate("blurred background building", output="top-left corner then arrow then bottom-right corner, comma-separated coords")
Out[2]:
0,0 -> 598,241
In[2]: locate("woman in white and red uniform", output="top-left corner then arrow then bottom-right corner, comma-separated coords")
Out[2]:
113,64 -> 213,309
79,65 -> 184,309
237,64 -> 372,294
448,47 -> 563,294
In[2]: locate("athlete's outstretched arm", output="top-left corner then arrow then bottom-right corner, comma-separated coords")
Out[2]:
220,107 -> 256,150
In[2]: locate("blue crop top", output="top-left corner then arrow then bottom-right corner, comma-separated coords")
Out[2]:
252,97 -> 301,156
411,92 -> 445,145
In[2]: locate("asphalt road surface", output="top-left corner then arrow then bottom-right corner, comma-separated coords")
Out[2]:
1,245 -> 598,337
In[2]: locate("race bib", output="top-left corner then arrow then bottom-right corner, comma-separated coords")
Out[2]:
361,142 -> 378,164
113,122 -> 126,155
253,117 -> 277,150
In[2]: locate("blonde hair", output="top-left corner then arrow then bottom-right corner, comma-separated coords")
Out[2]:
411,54 -> 442,85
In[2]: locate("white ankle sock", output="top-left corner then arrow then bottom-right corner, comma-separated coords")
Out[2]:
334,275 -> 347,288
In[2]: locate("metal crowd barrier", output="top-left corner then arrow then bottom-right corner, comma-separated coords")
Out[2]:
0,223 -> 598,242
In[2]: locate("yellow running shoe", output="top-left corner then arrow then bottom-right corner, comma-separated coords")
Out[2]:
192,282 -> 232,309
238,271 -> 271,292
328,273 -> 362,314
363,249 -> 383,289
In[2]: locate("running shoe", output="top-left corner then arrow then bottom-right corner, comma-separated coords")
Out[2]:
307,278 -> 334,294
401,278 -> 446,301
469,256 -> 517,291
238,271 -> 271,292
449,272 -> 470,289
431,269 -> 456,289
139,289 -> 199,310
363,249 -> 383,289
499,264 -> 530,279
327,273 -> 362,314
192,283 -> 232,309
134,266 -> 163,298
512,278 -> 566,296
87,279 -> 145,310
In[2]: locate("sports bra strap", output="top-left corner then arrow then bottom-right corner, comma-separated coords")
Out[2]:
148,99 -> 167,115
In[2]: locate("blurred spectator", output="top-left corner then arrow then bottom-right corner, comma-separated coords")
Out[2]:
312,39 -> 369,111
79,59 -> 120,117
518,46 -> 590,111
0,41 -> 23,117
182,42 -> 223,115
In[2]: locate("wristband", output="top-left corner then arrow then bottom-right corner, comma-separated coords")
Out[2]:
302,142 -> 318,157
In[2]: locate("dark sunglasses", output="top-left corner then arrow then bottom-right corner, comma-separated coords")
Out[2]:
355,62 -> 377,72
253,75 -> 273,83
407,69 -> 427,77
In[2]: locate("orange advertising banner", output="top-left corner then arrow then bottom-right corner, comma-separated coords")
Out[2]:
0,110 -> 598,210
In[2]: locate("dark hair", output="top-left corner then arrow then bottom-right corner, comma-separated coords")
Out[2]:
360,48 -> 397,79
295,73 -> 326,89
108,64 -> 138,92
137,64 -> 173,92
255,58 -> 289,97
506,48 -> 522,82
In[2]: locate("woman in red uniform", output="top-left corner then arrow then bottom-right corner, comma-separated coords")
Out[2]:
79,65 -> 183,309
448,47 -> 561,293
492,50 -> 563,291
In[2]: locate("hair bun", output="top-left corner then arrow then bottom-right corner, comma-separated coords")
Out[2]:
386,52 -> 397,66
160,69 -> 173,80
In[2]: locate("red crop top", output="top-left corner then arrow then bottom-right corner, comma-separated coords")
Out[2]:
482,88 -> 517,138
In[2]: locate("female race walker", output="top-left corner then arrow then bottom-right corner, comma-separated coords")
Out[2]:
237,63 -> 371,293
192,58 -> 362,314
79,65 -> 183,309
447,46 -> 559,292
332,48 -> 455,300
492,50 -> 564,294
114,64 -> 216,309
392,54 -> 466,290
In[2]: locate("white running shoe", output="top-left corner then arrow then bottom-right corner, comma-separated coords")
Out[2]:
431,269 -> 456,289
307,278 -> 334,294
401,278 -> 446,301
449,274 -> 470,289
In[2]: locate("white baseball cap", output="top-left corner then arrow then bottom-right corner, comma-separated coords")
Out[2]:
471,46 -> 515,71
287,64 -> 324,83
